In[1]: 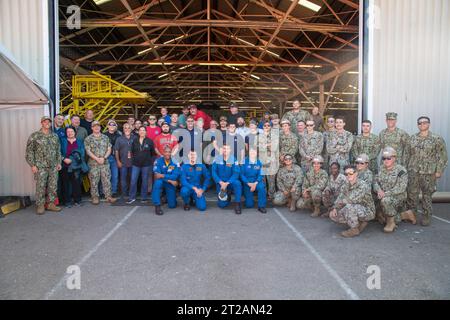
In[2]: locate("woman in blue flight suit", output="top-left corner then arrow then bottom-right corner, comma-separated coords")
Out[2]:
152,146 -> 180,215
240,148 -> 267,213
180,150 -> 211,211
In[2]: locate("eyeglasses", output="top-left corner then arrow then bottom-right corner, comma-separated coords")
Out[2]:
306,124 -> 314,127
418,121 -> 429,125
263,124 -> 271,127
149,118 -> 156,120
355,162 -> 367,165
108,123 -> 117,127
382,157 -> 393,161
344,171 -> 355,176
284,157 -> 293,161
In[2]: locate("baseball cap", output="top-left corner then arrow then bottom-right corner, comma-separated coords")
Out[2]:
312,155 -> 324,163
355,154 -> 369,163
107,119 -> 117,126
91,120 -> 101,127
219,116 -> 227,121
281,119 -> 290,125
382,147 -> 397,157
41,116 -> 52,122
385,112 -> 398,120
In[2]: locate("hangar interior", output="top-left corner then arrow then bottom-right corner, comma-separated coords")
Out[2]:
58,0 -> 360,130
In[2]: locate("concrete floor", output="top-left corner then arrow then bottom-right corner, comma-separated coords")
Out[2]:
0,199 -> 449,300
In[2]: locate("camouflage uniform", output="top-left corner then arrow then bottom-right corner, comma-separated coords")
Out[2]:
357,169 -> 373,188
25,130 -> 62,206
281,109 -> 312,133
373,164 -> 408,218
296,168 -> 328,209
331,179 -> 375,228
299,131 -> 324,172
273,164 -> 303,205
351,133 -> 381,173
379,128 -> 410,166
322,173 -> 347,209
326,130 -> 354,169
259,130 -> 280,199
406,131 -> 448,218
279,131 -> 299,164
84,133 -> 113,198
322,129 -> 335,171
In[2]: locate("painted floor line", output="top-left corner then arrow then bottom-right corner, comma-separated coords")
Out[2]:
433,215 -> 450,224
273,207 -> 360,300
43,206 -> 140,300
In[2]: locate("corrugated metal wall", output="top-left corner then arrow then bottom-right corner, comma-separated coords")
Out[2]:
0,0 -> 49,196
367,0 -> 450,191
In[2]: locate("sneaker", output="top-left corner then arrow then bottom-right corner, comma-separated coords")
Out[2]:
126,198 -> 136,205
73,202 -> 82,207
65,203 -> 72,209
141,199 -> 149,204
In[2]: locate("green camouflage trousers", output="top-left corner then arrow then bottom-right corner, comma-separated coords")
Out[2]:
296,190 -> 322,209
376,195 -> 406,218
273,189 -> 301,206
88,164 -> 112,198
331,204 -> 375,228
34,167 -> 58,206
369,159 -> 378,175
264,174 -> 277,199
322,189 -> 338,209
407,172 -> 436,217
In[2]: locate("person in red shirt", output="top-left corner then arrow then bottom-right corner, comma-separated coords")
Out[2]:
146,114 -> 161,140
154,122 -> 179,157
189,104 -> 211,129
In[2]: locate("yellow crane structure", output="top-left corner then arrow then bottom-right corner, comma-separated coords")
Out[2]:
60,71 -> 152,126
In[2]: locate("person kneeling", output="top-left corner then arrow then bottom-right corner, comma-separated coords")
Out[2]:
152,146 -> 180,215
180,150 -> 210,211
240,148 -> 267,213
272,154 -> 303,212
329,165 -> 375,238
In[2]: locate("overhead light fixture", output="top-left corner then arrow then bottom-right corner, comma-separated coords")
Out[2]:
347,71 -> 359,74
298,64 -> 322,68
179,64 -> 193,70
298,0 -> 321,12
243,71 -> 261,80
147,62 -> 173,65
158,73 -> 169,78
93,0 -> 113,5
164,34 -> 189,44
232,35 -> 280,58
139,46 -> 159,55
225,63 -> 249,67
199,62 -> 223,66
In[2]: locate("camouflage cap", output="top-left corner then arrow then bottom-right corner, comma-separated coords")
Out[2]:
107,119 -> 117,126
40,116 -> 52,122
281,119 -> 290,125
312,155 -> 324,163
270,114 -> 279,120
385,112 -> 398,120
382,146 -> 397,157
91,120 -> 101,127
356,154 -> 370,163
284,154 -> 294,160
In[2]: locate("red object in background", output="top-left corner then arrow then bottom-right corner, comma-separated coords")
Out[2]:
154,133 -> 178,155
193,110 -> 212,129
146,126 -> 161,140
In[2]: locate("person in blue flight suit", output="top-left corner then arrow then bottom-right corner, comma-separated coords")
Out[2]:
180,150 -> 211,211
152,146 -> 180,215
240,147 -> 267,213
212,144 -> 242,214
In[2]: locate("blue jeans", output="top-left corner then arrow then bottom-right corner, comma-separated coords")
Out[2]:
129,166 -> 150,200
108,155 -> 119,194
120,166 -> 132,197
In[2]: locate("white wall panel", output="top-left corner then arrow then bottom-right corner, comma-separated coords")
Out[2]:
367,0 -> 450,191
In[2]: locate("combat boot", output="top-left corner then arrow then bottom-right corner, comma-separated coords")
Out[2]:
91,197 -> 100,205
341,227 -> 360,238
234,202 -> 242,215
36,205 -> 45,215
358,221 -> 368,233
289,198 -> 297,212
383,216 -> 397,233
155,205 -> 163,215
106,196 -> 117,204
47,203 -> 62,212
400,210 -> 417,225
311,205 -> 321,217
376,210 -> 386,225
421,213 -> 430,226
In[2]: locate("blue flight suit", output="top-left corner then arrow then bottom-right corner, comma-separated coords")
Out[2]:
180,163 -> 211,211
212,155 -> 242,208
151,157 -> 180,208
240,158 -> 267,209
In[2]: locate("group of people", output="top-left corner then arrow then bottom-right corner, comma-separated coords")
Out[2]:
25,99 -> 448,238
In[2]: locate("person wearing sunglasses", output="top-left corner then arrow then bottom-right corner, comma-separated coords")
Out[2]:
351,120 -> 381,174
330,165 -> 375,238
273,154 -> 303,212
299,120 -> 324,173
355,153 -> 373,187
373,147 -> 413,232
326,116 -> 353,171
379,112 -> 410,166
145,115 -> 161,140
402,116 -> 448,226
296,155 -> 328,217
